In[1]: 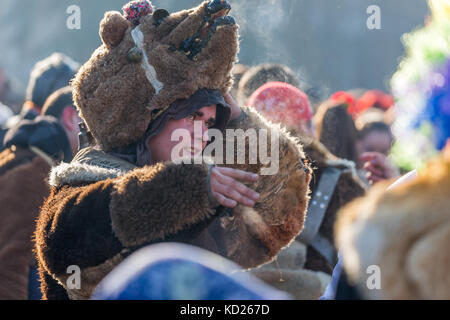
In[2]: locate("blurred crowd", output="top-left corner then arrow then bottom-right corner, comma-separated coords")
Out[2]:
0,0 -> 449,301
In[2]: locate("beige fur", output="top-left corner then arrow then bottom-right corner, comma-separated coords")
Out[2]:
251,268 -> 330,300
250,241 -> 330,299
336,154 -> 450,299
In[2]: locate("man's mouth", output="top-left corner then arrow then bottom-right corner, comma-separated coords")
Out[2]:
173,0 -> 236,61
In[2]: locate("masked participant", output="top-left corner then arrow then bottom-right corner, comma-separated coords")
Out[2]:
34,0 -> 312,300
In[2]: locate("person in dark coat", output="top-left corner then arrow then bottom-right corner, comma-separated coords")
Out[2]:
0,86 -> 80,299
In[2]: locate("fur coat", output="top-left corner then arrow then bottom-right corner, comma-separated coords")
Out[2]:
0,146 -> 50,300
0,116 -> 72,300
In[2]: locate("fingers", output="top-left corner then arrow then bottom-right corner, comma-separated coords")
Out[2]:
211,191 -> 237,208
209,167 -> 260,208
216,166 -> 259,182
212,169 -> 259,202
366,171 -> 384,184
211,181 -> 256,207
363,162 -> 385,177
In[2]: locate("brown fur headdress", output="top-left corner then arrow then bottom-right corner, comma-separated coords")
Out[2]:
72,0 -> 239,151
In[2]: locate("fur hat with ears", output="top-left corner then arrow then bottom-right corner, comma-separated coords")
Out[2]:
72,0 -> 239,152
335,150 -> 450,299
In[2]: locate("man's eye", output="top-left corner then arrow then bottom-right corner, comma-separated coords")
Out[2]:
206,120 -> 215,128
187,114 -> 196,121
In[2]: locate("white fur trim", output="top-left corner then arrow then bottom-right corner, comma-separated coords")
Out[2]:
49,162 -> 126,187
131,26 -> 164,94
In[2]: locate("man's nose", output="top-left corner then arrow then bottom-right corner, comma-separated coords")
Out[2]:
192,120 -> 209,142
202,123 -> 210,141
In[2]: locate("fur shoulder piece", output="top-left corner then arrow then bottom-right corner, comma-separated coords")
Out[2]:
49,147 -> 136,187
335,153 -> 450,299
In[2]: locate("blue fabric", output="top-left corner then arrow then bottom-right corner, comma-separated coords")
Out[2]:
319,252 -> 343,300
28,264 -> 42,300
91,243 -> 291,300
416,59 -> 450,150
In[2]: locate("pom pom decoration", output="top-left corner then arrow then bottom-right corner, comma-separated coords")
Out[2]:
122,0 -> 153,26
390,0 -> 450,171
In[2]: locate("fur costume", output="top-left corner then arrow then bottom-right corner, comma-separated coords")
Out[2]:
250,137 -> 366,299
335,152 -> 450,299
34,1 -> 312,299
72,0 -> 239,151
35,108 -> 311,300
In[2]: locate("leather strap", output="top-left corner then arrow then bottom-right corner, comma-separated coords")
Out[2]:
298,167 -> 342,264
311,232 -> 338,266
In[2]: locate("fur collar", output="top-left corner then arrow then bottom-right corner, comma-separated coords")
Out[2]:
49,147 -> 136,187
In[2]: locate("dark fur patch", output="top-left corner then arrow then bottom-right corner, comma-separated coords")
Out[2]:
109,162 -> 216,247
35,181 -> 124,279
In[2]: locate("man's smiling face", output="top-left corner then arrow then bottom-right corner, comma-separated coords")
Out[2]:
147,104 -> 217,163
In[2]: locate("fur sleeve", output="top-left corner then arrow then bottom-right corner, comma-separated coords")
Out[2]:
109,161 -> 217,247
34,181 -> 125,299
36,160 -> 216,299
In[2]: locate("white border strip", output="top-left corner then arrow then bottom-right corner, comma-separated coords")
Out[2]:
131,26 -> 164,94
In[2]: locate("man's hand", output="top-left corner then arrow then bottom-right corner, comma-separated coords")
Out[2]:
360,152 -> 399,185
209,167 -> 260,208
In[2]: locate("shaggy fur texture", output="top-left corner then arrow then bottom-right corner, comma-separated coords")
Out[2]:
35,108 -> 312,299
0,147 -> 50,299
35,180 -> 124,300
110,161 -> 216,247
246,134 -> 365,299
72,1 -> 239,151
211,107 -> 312,268
336,154 -> 450,299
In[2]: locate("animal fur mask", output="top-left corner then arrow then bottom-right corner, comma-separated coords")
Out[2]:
72,0 -> 239,151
